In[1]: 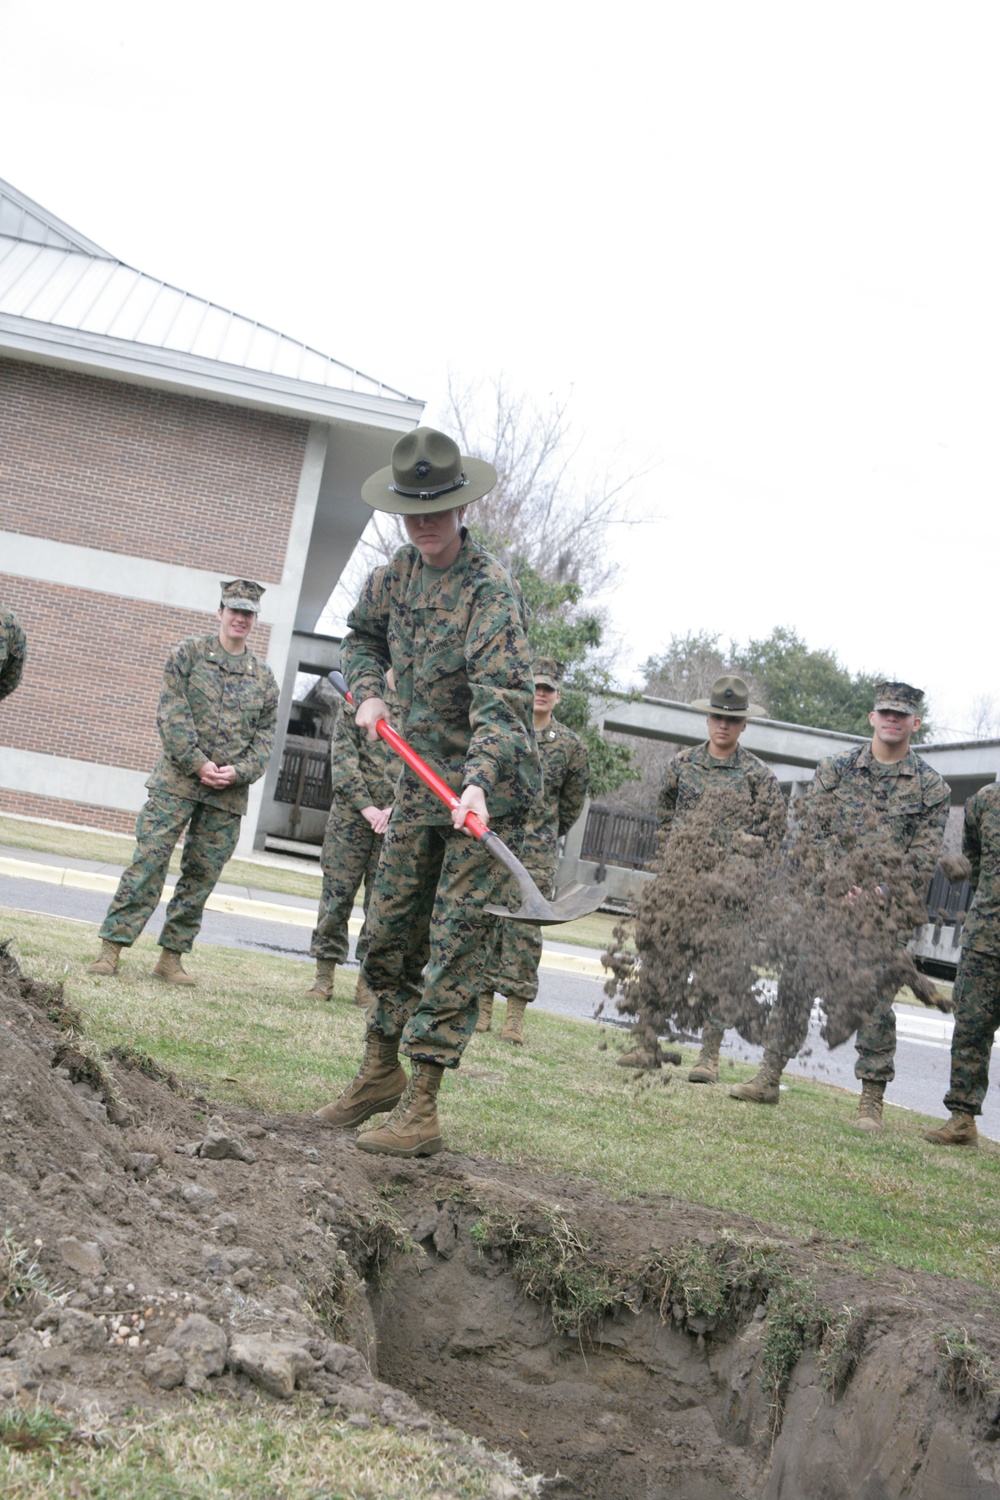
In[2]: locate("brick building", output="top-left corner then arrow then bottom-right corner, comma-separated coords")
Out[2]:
0,177 -> 423,849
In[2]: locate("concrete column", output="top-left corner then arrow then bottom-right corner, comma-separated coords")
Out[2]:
244,422 -> 329,852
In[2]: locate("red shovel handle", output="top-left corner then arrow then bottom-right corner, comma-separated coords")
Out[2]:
328,672 -> 489,841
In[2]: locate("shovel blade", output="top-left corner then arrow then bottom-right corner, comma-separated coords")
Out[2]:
478,831 -> 605,923
484,881 -> 607,925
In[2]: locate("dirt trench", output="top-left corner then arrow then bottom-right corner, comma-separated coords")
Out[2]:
3,942 -> 1000,1499
366,1173 -> 1000,1500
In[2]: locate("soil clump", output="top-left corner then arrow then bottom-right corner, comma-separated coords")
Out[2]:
2,941 -> 1000,1498
603,789 -> 951,1058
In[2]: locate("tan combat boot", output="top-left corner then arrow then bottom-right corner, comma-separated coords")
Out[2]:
500,998 -> 527,1045
88,940 -> 123,976
314,1032 -> 406,1128
688,1034 -> 722,1085
305,959 -> 335,1001
924,1111 -> 978,1147
729,1049 -> 785,1105
852,1080 -> 885,1132
152,949 -> 196,986
356,1062 -> 445,1157
475,995 -> 494,1033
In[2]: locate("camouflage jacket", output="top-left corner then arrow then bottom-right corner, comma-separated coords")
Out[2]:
804,741 -> 949,892
329,706 -> 396,813
147,634 -> 279,815
0,606 -> 27,702
959,782 -> 1000,954
524,717 -> 590,862
341,531 -> 540,825
657,742 -> 787,850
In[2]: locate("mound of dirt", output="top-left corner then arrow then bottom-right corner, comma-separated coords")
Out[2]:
3,942 -> 1000,1499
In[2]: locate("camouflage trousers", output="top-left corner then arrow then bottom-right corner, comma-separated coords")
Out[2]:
99,792 -> 241,952
361,816 -> 520,1069
759,953 -> 895,1083
489,847 -> 557,1004
309,799 -> 382,967
944,948 -> 1000,1117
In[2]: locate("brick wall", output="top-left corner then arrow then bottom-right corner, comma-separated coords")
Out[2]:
0,359 -> 309,575
0,790 -> 137,838
0,573 -> 272,773
0,356 -> 297,833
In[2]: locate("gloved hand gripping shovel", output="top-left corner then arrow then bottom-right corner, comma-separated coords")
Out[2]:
328,672 -> 606,924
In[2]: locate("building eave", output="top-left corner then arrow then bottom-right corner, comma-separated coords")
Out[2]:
0,315 -> 424,431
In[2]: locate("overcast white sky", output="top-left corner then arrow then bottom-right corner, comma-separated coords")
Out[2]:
4,1 -> 998,737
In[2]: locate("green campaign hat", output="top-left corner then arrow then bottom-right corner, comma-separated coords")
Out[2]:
691,674 -> 765,719
873,681 -> 923,713
361,427 -> 498,515
220,579 -> 264,613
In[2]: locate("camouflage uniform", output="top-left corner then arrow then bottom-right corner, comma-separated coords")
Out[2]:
943,784 -> 1000,1116
766,741 -> 949,1079
657,742 -> 786,842
341,530 -> 540,1067
99,635 -> 279,952
492,717 -> 590,1004
309,705 -> 396,968
659,742 -> 787,1045
0,606 -> 27,701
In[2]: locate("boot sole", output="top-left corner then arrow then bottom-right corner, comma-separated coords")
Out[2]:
728,1090 -> 779,1105
687,1071 -> 718,1084
923,1134 -> 977,1146
313,1090 -> 404,1129
355,1134 -> 444,1157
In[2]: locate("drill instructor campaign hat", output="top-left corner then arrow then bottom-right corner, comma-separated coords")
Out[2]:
873,681 -> 924,714
361,427 -> 498,516
220,579 -> 265,613
691,674 -> 765,719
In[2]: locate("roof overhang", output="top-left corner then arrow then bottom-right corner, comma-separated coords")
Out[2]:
0,314 -> 423,431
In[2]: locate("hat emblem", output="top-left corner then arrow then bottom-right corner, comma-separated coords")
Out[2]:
415,461 -> 432,479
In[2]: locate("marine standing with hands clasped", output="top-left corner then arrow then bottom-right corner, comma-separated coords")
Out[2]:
305,650 -> 397,1005
88,580 -> 279,984
478,657 -> 590,1045
313,427 -> 540,1157
731,680 -> 949,1129
924,782 -> 1000,1148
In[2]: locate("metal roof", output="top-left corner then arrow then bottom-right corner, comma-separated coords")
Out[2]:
0,177 -> 417,408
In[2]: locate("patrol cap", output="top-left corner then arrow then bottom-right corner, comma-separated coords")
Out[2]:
873,680 -> 923,714
220,579 -> 265,613
691,674 -> 765,719
533,657 -> 564,690
361,427 -> 498,516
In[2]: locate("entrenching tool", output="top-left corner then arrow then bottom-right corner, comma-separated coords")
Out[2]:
328,671 -> 606,924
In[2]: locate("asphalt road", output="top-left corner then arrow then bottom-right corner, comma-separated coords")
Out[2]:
3,867 -> 998,1141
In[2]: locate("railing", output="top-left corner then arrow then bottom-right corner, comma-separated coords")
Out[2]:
582,803 -> 973,931
274,739 -> 332,823
923,868 -> 972,923
581,805 -> 659,878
